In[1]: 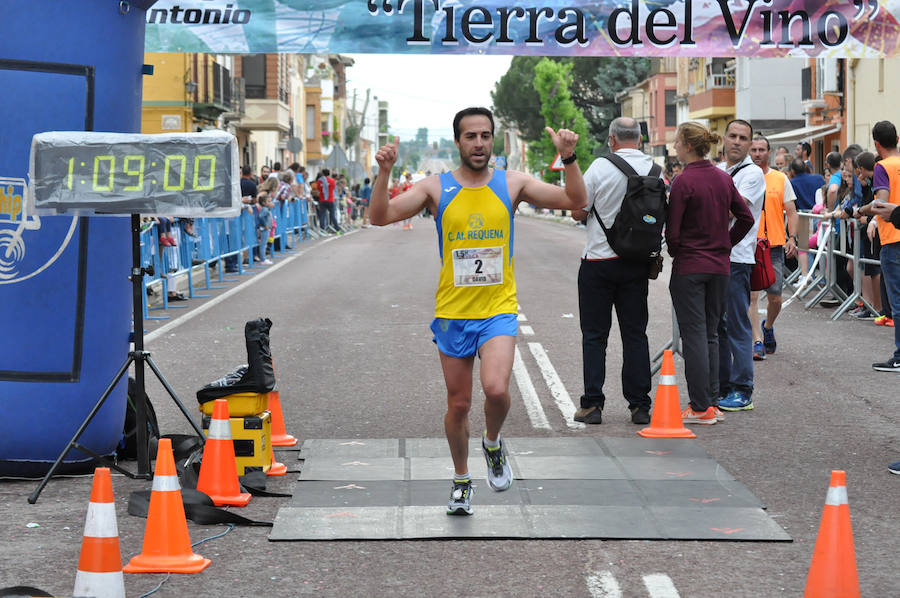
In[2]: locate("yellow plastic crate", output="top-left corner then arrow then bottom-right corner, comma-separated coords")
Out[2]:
201,411 -> 271,475
198,392 -> 268,417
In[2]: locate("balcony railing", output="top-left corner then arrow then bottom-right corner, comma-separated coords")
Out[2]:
193,61 -> 235,122
707,73 -> 735,89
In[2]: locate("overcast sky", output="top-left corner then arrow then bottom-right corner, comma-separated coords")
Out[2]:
344,54 -> 513,143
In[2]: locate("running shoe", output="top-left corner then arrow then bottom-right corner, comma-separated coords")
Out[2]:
713,406 -> 726,422
718,391 -> 754,411
681,406 -> 717,425
482,436 -> 513,491
889,461 -> 900,475
875,316 -> 895,327
872,357 -> 900,372
849,306 -> 875,320
447,479 -> 474,516
753,341 -> 766,361
761,320 -> 777,354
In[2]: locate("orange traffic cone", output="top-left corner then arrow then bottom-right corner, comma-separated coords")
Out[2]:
267,406 -> 287,477
196,399 -> 252,506
638,350 -> 696,439
73,467 -> 125,598
803,470 -> 860,598
268,450 -> 288,476
268,390 -> 297,447
124,438 -> 211,574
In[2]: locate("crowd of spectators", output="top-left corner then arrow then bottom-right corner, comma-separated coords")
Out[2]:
661,130 -> 897,331
147,159 -> 375,281
573,116 -> 900,472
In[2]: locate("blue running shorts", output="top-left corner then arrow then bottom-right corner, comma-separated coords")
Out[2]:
430,313 -> 518,358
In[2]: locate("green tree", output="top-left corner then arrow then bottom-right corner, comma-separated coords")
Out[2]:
492,57 -> 651,155
532,59 -> 591,183
492,127 -> 505,158
491,57 -> 544,142
415,127 -> 429,145
404,150 -> 422,172
584,57 -> 650,154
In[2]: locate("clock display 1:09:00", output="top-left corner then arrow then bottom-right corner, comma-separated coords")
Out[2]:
66,153 -> 218,192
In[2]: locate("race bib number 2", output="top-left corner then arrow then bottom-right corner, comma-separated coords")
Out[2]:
452,246 -> 503,287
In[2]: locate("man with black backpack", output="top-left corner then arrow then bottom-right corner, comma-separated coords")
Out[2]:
572,117 -> 666,425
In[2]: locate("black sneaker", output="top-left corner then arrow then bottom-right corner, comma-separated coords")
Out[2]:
630,406 -> 651,425
872,357 -> 900,372
447,479 -> 474,515
574,405 -> 602,424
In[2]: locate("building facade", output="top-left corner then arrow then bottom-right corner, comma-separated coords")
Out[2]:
616,58 -> 678,163
734,57 -> 805,137
142,53 -> 239,136
846,58 -> 898,151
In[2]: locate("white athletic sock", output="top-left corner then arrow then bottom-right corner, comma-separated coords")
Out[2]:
483,433 -> 500,449
453,472 -> 471,482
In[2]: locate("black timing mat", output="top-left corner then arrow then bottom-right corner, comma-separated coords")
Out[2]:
269,437 -> 791,541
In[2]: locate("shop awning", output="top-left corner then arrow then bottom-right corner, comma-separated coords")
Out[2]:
767,124 -> 841,144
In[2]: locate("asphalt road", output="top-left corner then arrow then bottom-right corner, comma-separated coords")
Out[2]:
2,213 -> 897,597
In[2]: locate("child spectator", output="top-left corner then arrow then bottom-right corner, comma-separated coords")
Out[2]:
257,192 -> 274,265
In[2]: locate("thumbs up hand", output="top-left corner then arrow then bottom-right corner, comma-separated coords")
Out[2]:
376,136 -> 400,171
545,127 -> 578,160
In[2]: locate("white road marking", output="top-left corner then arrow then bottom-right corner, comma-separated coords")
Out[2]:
517,312 -> 528,321
643,574 -> 680,598
144,234 -> 344,344
528,342 -> 584,430
512,347 -> 551,430
519,325 -> 534,335
586,571 -> 680,598
585,570 -> 622,598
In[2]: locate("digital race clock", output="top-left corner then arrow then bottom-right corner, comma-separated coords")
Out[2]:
28,131 -> 240,217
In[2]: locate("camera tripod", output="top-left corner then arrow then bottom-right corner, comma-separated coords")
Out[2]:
29,213 -> 204,503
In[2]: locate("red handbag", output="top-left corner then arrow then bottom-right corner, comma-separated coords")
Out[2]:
750,206 -> 775,291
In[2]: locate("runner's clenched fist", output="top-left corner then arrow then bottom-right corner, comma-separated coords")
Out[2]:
375,136 -> 400,171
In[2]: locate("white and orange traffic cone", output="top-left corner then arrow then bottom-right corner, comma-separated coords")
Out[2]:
124,438 -> 211,574
803,470 -> 860,598
638,350 -> 696,439
73,467 -> 125,598
197,399 -> 252,506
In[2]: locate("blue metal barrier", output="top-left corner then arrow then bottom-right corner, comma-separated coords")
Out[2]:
135,201 -> 323,314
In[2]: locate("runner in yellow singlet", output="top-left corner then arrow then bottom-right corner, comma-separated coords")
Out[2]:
370,107 -> 586,515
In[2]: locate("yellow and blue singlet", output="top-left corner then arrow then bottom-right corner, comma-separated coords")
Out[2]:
433,169 -> 516,319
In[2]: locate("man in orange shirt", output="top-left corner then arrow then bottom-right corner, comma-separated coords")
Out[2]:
859,121 -> 900,371
748,136 -> 799,360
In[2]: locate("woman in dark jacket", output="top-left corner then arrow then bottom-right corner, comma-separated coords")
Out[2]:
666,122 -> 755,425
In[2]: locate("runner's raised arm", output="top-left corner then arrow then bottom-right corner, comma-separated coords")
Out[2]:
508,127 -> 587,211
369,136 -> 436,225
